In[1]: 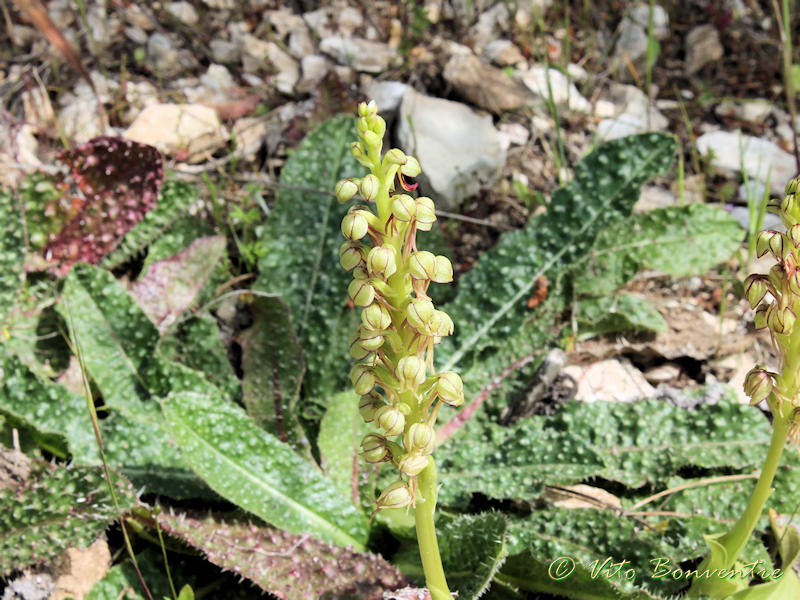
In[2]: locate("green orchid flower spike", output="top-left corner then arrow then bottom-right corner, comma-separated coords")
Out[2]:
688,174 -> 800,599
337,100 -> 460,600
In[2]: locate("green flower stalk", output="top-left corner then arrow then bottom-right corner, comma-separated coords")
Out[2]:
337,100 -> 460,600
688,174 -> 800,598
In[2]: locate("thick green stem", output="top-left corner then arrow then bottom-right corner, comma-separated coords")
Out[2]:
414,459 -> 453,600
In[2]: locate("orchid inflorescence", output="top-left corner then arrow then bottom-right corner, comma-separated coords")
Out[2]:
337,100 -> 464,514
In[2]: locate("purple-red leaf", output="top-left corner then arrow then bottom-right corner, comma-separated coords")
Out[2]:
158,511 -> 406,600
130,236 -> 226,333
45,136 -> 163,275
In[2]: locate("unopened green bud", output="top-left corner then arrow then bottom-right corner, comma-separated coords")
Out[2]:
350,142 -> 372,168
360,174 -> 380,202
335,178 -> 359,203
349,330 -> 371,359
341,212 -> 369,240
436,371 -> 464,406
376,481 -> 413,510
356,116 -> 369,135
391,194 -> 416,222
789,224 -> 800,248
404,422 -> 436,455
409,251 -> 437,280
744,274 -> 769,309
362,302 -> 392,331
361,129 -> 382,150
397,453 -> 430,476
767,303 -> 796,335
349,363 -> 375,395
372,116 -> 387,139
359,393 -> 381,422
367,245 -> 398,278
353,265 -> 370,280
385,148 -> 407,165
375,405 -> 405,436
339,241 -> 366,271
431,255 -> 454,283
787,177 -> 800,195
348,279 -> 376,307
415,197 -> 437,231
360,433 -> 390,463
744,366 -> 775,405
754,303 -> 768,330
790,271 -> 800,296
358,327 -> 385,352
358,100 -> 377,117
756,230 -> 781,259
407,298 -> 435,331
400,156 -> 421,177
427,310 -> 454,337
397,355 -> 426,388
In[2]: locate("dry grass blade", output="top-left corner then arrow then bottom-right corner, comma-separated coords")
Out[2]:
12,0 -> 106,135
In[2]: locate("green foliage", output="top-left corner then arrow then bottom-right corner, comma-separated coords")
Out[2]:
162,390 -> 370,549
0,461 -> 137,575
549,398 -> 771,487
101,180 -> 199,270
396,513 -> 508,600
574,203 -> 743,297
158,510 -> 405,599
0,191 -> 25,327
317,390 -> 369,500
575,293 -> 667,337
440,133 -> 677,372
437,417 -> 604,505
86,548 -> 173,600
239,296 -> 307,448
254,115 -> 362,403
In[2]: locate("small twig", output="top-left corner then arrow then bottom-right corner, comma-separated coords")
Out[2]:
627,473 -> 758,512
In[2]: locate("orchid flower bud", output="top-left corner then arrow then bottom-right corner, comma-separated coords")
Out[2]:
767,303 -> 796,335
375,405 -> 405,436
376,481 -> 413,511
367,245 -> 398,278
409,251 -> 437,280
348,279 -> 376,307
391,194 -> 416,222
349,330 -> 372,360
339,241 -> 366,271
431,255 -> 454,283
335,178 -> 359,203
744,274 -> 769,309
397,355 -> 426,389
744,366 -> 775,406
756,230 -> 781,259
754,303 -> 769,330
361,129 -> 382,150
352,265 -> 370,280
372,116 -> 387,139
349,364 -> 376,395
361,433 -> 390,463
426,310 -> 454,337
350,142 -> 372,168
385,148 -> 407,166
398,453 -> 430,476
415,197 -> 437,231
407,298 -> 435,331
789,224 -> 800,248
404,423 -> 436,455
341,211 -> 369,240
359,393 -> 382,423
358,327 -> 385,352
362,302 -> 392,331
360,174 -> 380,202
436,371 -> 464,406
400,156 -> 421,177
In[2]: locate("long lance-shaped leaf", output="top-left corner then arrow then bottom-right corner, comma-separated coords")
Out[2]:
157,510 -> 405,600
0,191 -> 25,328
254,115 -> 362,401
439,133 -> 676,372
162,390 -> 370,550
574,202 -> 744,296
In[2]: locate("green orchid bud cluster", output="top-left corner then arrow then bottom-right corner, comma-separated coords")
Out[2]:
742,175 -> 800,428
689,174 -> 800,599
337,100 -> 464,516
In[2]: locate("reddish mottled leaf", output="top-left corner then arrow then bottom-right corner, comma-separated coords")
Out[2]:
158,511 -> 405,600
130,236 -> 226,334
45,136 -> 163,275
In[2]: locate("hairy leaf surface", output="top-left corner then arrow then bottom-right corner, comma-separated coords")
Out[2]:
162,390 -> 369,549
575,293 -> 667,337
0,191 -> 25,327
